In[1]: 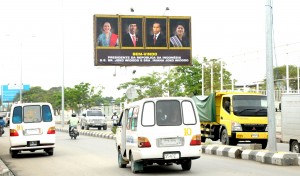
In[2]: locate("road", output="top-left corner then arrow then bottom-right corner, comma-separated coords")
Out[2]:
0,128 -> 299,176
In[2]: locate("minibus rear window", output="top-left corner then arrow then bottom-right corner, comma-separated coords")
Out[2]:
156,100 -> 182,126
24,106 -> 42,123
12,106 -> 22,124
42,105 -> 53,122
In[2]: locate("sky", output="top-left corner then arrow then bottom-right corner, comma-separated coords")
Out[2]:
1,0 -> 300,98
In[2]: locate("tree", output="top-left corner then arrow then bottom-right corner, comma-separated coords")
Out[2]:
117,72 -> 166,100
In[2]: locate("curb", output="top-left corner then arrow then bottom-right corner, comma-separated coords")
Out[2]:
0,159 -> 14,176
202,144 -> 300,166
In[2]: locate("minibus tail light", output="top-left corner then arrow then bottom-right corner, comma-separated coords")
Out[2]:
138,137 -> 151,148
190,134 -> 201,145
10,129 -> 19,137
47,127 -> 56,134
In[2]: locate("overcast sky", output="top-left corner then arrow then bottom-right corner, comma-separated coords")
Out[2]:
1,0 -> 300,98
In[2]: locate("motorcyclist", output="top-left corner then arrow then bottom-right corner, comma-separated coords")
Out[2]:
68,113 -> 79,134
111,111 -> 119,126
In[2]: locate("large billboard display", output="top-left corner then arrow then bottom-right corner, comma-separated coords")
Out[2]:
94,15 -> 192,66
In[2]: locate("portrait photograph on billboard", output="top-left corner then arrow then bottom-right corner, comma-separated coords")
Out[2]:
94,15 -> 191,66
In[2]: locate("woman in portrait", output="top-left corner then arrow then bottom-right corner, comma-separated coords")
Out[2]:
170,22 -> 189,47
97,21 -> 118,47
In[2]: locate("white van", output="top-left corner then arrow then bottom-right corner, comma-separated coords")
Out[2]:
115,97 -> 201,173
9,103 -> 56,158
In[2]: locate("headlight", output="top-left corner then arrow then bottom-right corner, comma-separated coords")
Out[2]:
232,122 -> 242,131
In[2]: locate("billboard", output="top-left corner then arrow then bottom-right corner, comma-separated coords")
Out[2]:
1,84 -> 30,102
94,15 -> 192,66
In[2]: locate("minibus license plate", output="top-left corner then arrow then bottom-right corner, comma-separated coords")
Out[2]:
164,153 -> 179,160
28,141 -> 38,147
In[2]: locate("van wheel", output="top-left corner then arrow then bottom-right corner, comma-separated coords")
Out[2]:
181,159 -> 192,171
45,148 -> 54,156
10,150 -> 19,158
291,141 -> 300,153
118,150 -> 127,168
130,153 -> 143,173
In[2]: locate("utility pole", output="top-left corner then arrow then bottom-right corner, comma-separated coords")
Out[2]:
265,0 -> 277,152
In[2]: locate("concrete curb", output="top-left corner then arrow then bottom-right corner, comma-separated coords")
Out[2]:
0,159 -> 14,176
203,144 -> 300,166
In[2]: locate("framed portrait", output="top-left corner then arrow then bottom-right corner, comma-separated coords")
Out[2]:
94,15 -> 119,48
121,16 -> 144,48
169,17 -> 191,48
145,17 -> 167,48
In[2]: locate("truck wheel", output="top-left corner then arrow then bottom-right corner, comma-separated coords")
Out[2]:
221,129 -> 229,145
10,150 -> 19,158
181,159 -> 192,171
291,141 -> 300,153
118,150 -> 127,168
261,140 -> 268,149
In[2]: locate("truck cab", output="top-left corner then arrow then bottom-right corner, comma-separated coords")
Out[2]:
194,92 -> 268,149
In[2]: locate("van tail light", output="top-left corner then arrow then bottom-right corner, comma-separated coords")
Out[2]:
10,129 -> 19,137
138,137 -> 151,148
47,127 -> 56,134
190,134 -> 201,146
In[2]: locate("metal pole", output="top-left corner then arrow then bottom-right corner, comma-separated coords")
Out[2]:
265,0 -> 277,152
202,63 -> 204,96
210,62 -> 213,93
220,60 -> 223,91
286,59 -> 289,93
20,42 -> 23,103
297,65 -> 299,93
61,0 -> 65,127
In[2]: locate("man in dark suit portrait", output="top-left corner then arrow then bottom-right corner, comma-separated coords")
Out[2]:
147,21 -> 166,47
122,23 -> 143,47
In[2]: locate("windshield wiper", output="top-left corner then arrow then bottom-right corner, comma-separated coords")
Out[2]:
255,109 -> 267,113
238,108 -> 256,114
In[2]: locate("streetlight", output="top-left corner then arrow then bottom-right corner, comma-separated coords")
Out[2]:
19,35 -> 36,103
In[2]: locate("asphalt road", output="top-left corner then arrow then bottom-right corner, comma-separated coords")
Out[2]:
0,127 -> 299,176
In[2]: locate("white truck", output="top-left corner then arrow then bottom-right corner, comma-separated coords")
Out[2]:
80,109 -> 107,130
281,93 -> 300,153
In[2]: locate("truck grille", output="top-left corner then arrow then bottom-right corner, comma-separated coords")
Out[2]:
241,124 -> 267,132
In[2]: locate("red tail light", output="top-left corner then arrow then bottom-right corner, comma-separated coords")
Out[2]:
47,127 -> 56,134
138,137 -> 151,148
190,134 -> 201,145
10,129 -> 19,136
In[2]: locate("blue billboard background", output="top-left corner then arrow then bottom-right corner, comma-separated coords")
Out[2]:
1,84 -> 30,102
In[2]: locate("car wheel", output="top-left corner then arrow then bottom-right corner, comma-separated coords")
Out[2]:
181,159 -> 192,171
103,125 -> 107,130
291,141 -> 300,153
118,150 -> 127,168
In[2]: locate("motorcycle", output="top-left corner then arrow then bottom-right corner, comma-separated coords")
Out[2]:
69,126 -> 79,139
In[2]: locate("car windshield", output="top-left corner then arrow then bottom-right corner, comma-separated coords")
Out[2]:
232,95 -> 267,116
87,110 -> 103,116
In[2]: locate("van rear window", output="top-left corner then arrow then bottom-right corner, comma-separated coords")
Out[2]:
24,106 -> 42,123
156,100 -> 182,126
